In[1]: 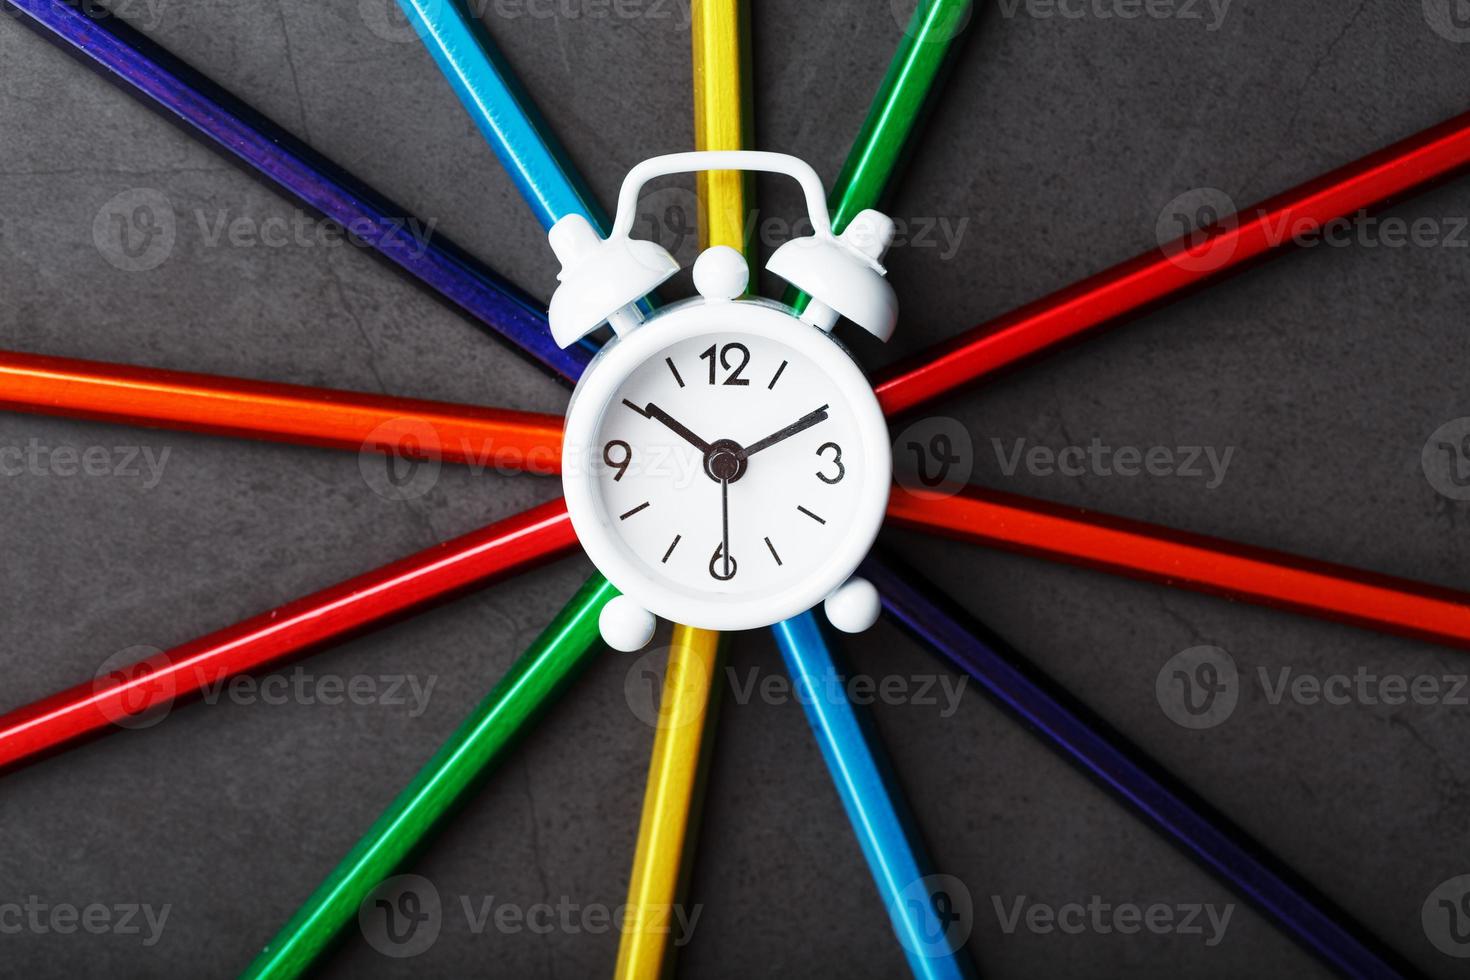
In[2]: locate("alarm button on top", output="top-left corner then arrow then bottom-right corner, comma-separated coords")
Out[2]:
693,245 -> 750,302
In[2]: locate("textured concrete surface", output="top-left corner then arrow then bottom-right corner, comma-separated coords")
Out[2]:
2,0 -> 1469,976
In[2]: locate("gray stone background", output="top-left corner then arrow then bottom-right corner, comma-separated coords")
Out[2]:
2,0 -> 1469,976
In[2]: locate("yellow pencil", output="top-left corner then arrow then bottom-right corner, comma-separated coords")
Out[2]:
692,0 -> 751,255
614,3 -> 749,976
614,624 -> 723,977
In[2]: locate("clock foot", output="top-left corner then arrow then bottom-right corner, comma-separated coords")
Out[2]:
823,576 -> 881,634
600,595 -> 657,652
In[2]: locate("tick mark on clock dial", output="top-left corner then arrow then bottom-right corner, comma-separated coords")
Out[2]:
768,360 -> 788,390
620,501 -> 651,521
764,536 -> 783,566
797,505 -> 826,525
662,534 -> 682,563
665,357 -> 685,388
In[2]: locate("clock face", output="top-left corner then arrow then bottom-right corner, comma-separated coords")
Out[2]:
562,301 -> 891,630
593,331 -> 865,598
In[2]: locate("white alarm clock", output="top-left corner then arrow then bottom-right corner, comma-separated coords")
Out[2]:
547,151 -> 897,651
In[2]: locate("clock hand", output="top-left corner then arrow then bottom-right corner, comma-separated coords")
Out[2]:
741,405 -> 830,459
623,400 -> 712,454
707,476 -> 737,581
721,477 -> 731,578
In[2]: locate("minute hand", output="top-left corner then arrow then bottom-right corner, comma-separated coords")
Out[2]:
742,405 -> 830,459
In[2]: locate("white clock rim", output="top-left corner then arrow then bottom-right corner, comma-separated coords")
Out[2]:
561,299 -> 892,633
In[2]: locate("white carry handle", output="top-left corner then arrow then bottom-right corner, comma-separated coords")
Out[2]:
547,151 -> 899,347
609,151 -> 835,240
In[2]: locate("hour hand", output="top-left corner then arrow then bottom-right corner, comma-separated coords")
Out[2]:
623,400 -> 711,453
742,405 -> 830,459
